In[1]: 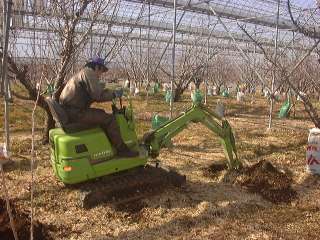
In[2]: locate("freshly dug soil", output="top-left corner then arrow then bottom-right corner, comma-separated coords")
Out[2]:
204,160 -> 297,203
235,160 -> 297,203
0,198 -> 53,240
203,161 -> 228,177
114,200 -> 147,214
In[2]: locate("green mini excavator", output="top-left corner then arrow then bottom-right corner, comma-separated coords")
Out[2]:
47,96 -> 241,185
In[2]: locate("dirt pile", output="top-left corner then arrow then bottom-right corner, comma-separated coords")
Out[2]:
235,160 -> 297,203
202,161 -> 228,177
203,160 -> 297,203
0,198 -> 53,240
115,200 -> 147,214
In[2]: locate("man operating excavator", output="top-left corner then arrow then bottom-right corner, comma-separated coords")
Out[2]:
59,56 -> 139,158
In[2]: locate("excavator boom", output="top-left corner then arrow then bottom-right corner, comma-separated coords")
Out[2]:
143,104 -> 242,169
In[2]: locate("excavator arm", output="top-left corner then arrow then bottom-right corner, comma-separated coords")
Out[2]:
142,104 -> 242,169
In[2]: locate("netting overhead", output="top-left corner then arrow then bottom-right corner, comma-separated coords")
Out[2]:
1,0 -> 319,63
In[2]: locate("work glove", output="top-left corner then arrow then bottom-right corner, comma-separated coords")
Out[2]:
114,88 -> 124,98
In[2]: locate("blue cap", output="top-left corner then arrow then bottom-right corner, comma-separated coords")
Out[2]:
91,56 -> 108,71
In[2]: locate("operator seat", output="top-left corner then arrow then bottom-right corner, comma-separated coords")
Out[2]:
45,97 -> 94,133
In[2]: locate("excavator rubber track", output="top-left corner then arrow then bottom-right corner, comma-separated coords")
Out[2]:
74,165 -> 186,209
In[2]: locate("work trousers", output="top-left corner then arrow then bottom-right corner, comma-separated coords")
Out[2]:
66,108 -> 124,149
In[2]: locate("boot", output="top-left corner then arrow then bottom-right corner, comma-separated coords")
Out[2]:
116,143 -> 139,158
105,117 -> 139,158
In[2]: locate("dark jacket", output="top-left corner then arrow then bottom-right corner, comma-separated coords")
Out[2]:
59,67 -> 115,110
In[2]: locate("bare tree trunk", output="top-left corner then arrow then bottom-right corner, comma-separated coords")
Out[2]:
32,96 -> 55,144
174,85 -> 184,102
194,79 -> 201,89
216,84 -> 222,95
43,110 -> 55,144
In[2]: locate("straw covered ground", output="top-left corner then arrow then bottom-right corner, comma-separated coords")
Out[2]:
0,92 -> 319,240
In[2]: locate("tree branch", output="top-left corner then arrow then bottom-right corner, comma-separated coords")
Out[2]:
287,0 -> 320,39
